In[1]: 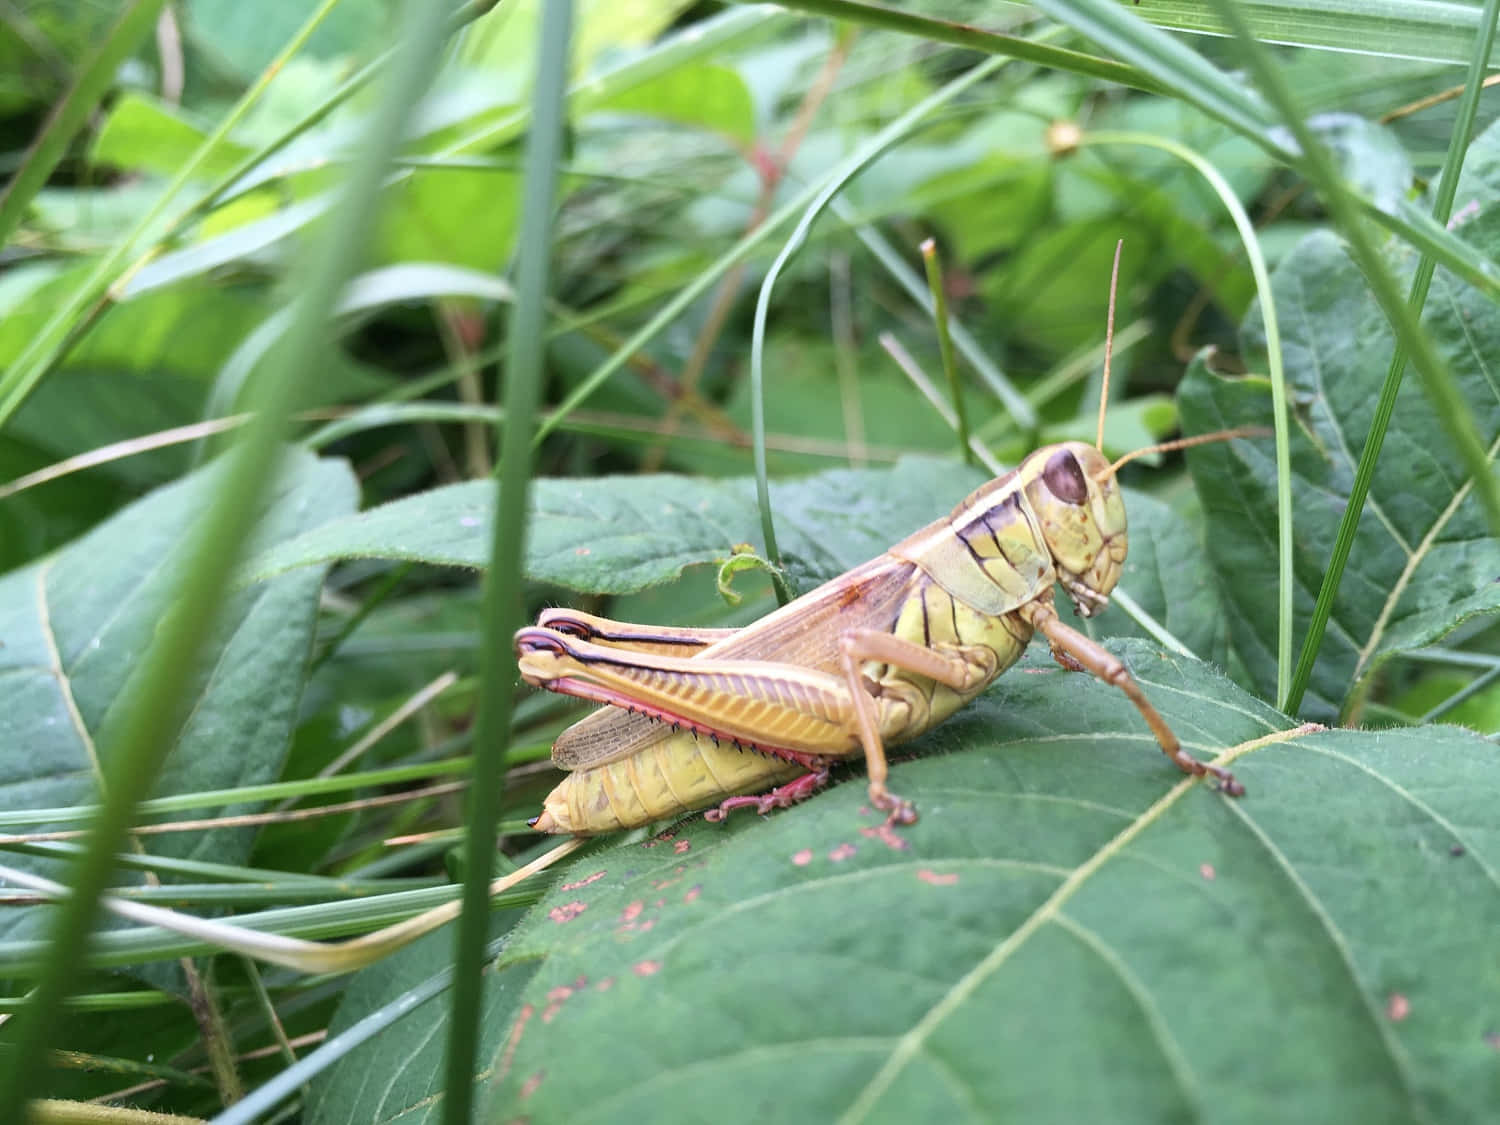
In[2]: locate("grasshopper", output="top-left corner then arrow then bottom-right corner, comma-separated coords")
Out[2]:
515,436 -> 1248,836
516,250 -> 1259,836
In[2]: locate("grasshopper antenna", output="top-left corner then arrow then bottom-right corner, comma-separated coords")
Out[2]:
1103,427 -> 1271,479
1097,239 -> 1124,452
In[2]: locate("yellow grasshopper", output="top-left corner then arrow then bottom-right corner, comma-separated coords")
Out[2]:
515,436 -> 1248,836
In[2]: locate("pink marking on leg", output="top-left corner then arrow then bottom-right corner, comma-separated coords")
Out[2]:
704,769 -> 831,823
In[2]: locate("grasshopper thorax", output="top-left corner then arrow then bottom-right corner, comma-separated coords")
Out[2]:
1020,441 -> 1127,618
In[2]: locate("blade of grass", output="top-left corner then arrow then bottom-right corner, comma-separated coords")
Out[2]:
0,0 -> 458,1107
209,937 -> 508,1125
1076,129 -> 1293,706
533,31 -> 1060,453
440,2 -> 573,1120
763,0 -> 1158,92
0,0 -> 351,429
1285,0 -> 1500,714
921,239 -> 974,467
0,0 -> 168,248
747,41 -> 1054,595
830,197 -> 1035,432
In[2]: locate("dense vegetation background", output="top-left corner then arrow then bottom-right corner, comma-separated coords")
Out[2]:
1,1 -> 1499,1121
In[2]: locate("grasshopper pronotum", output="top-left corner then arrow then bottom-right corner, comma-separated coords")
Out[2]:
516,255 -> 1256,836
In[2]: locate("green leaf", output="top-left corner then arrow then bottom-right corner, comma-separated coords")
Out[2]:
243,458 -> 1214,643
303,927 -> 539,1125
590,62 -> 756,145
0,449 -> 358,943
315,644 -> 1500,1122
1105,490 -> 1228,663
1180,112 -> 1500,718
374,169 -> 523,270
185,0 -> 393,78
243,459 -> 1002,596
91,92 -> 251,180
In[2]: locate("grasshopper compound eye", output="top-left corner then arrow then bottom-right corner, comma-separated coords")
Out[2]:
1041,448 -> 1089,505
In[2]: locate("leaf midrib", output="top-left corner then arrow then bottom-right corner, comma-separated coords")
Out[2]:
837,722 -> 1313,1123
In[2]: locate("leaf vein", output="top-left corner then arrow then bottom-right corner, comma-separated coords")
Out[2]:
1222,800 -> 1433,1124
1051,910 -> 1204,1120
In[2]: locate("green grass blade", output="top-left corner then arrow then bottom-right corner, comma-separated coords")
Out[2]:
0,0 -> 168,248
1079,129 -> 1293,705
0,0 -> 458,1108
762,0 -> 1158,91
212,941 -> 509,1125
0,0 -> 351,430
746,43 -> 1048,594
1285,0 -> 1500,714
440,2 -> 573,1121
922,239 -> 975,467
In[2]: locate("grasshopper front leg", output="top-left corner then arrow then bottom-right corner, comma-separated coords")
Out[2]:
1018,593 -> 1245,796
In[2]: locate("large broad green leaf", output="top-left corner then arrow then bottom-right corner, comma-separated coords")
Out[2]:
1179,118 -> 1500,721
243,458 -> 1219,655
312,643 -> 1500,1123
91,92 -> 252,180
590,62 -> 755,145
0,449 -> 358,943
186,0 -> 394,78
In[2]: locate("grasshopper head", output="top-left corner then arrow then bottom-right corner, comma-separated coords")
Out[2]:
1022,441 -> 1127,618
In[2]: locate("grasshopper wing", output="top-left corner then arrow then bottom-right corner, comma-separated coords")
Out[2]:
549,552 -> 920,769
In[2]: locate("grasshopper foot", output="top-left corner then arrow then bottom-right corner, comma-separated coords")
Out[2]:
867,782 -> 918,827
1171,749 -> 1245,798
705,769 -> 831,823
1207,764 -> 1245,797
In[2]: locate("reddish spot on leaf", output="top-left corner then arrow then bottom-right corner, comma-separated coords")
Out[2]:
574,547 -> 591,556
561,871 -> 606,892
542,986 -> 574,1023
597,977 -> 616,992
651,876 -> 681,890
792,848 -> 813,866
633,960 -> 663,976
655,898 -> 666,909
860,823 -> 910,852
548,901 -> 587,924
520,1070 -> 546,1099
684,885 -> 702,904
638,919 -> 655,932
1485,1031 -> 1500,1050
1199,863 -> 1216,881
829,843 -> 856,862
621,901 -> 644,923
674,840 -> 691,854
917,868 -> 958,886
1387,993 -> 1411,1022
496,1003 -> 535,1082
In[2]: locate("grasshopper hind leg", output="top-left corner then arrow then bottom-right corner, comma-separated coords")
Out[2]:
704,767 -> 832,823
